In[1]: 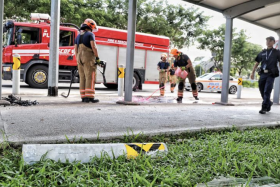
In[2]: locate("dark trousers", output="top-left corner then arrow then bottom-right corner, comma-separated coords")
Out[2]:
259,73 -> 275,108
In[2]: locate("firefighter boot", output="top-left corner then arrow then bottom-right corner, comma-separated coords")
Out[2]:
83,98 -> 90,103
89,98 -> 99,103
176,97 -> 183,103
159,83 -> 165,96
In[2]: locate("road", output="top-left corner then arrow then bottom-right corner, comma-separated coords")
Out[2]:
1,80 -> 279,144
1,80 -> 262,102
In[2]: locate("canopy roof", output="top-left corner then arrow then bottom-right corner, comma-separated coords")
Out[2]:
184,0 -> 280,32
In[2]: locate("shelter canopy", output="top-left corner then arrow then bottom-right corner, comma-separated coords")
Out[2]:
184,0 -> 280,31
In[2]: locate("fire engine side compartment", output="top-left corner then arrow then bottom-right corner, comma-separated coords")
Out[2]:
95,27 -> 169,88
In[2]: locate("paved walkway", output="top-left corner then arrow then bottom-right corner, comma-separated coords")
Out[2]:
0,94 -> 279,144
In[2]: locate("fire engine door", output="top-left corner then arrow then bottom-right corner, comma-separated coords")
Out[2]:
58,30 -> 76,66
12,26 -> 42,64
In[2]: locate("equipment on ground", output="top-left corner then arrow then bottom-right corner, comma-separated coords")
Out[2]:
61,61 -> 106,98
2,95 -> 39,106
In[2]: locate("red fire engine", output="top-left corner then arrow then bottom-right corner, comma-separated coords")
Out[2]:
2,14 -> 170,89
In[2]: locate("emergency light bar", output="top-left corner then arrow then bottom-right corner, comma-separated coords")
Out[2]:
30,13 -> 51,21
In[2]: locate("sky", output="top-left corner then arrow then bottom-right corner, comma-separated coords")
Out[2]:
170,0 -> 278,61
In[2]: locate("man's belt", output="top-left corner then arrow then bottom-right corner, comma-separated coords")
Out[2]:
261,69 -> 272,74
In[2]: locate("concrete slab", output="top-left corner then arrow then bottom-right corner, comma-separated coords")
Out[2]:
1,103 -> 280,144
215,102 -> 235,106
116,100 -> 141,105
23,143 -> 168,164
0,111 -> 7,143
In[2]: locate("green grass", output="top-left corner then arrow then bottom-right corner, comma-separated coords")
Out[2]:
1,128 -> 280,186
242,80 -> 259,88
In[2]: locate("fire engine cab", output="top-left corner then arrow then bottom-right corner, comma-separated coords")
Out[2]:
2,14 -> 170,89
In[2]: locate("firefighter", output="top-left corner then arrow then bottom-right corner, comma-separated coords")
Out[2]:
74,19 -> 101,103
170,48 -> 199,102
157,53 -> 170,96
169,63 -> 176,93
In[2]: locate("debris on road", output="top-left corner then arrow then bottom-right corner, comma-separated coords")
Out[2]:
2,94 -> 39,106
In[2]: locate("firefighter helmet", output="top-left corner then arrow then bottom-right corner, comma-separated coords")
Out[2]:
161,53 -> 168,58
84,19 -> 98,32
170,48 -> 179,56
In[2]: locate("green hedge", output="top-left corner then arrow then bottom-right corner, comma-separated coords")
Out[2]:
242,80 -> 258,88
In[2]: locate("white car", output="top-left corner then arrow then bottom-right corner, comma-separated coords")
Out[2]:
185,73 -> 238,94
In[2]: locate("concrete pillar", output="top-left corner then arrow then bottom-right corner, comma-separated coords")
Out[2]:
48,0 -> 61,96
124,0 -> 137,102
0,0 -> 4,99
221,17 -> 233,104
273,31 -> 280,104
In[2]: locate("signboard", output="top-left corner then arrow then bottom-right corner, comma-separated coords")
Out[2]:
238,78 -> 242,85
118,67 -> 125,78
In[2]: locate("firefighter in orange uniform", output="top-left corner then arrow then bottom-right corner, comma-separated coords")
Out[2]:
157,53 -> 170,96
169,63 -> 176,93
75,19 -> 100,103
170,48 -> 199,102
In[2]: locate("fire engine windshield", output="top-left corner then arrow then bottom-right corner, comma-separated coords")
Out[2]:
4,28 -> 13,46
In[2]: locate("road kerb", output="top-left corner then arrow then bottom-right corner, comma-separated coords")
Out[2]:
22,143 -> 168,164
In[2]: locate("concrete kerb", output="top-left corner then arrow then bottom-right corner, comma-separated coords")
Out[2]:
6,121 -> 280,145
22,143 -> 168,164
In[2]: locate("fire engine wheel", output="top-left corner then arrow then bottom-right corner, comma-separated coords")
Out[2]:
27,65 -> 48,88
133,73 -> 140,90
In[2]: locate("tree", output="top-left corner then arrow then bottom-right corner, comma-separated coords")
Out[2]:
197,25 -> 261,75
4,0 -> 209,48
136,0 -> 209,48
197,25 -> 230,71
231,30 -> 262,76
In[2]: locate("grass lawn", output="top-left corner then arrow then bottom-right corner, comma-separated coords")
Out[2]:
1,128 -> 280,186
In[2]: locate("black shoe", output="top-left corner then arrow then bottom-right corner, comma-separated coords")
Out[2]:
267,101 -> 273,112
171,91 -> 174,93
259,105 -> 267,114
83,98 -> 90,103
194,96 -> 199,100
259,110 -> 266,114
82,98 -> 86,102
89,98 -> 99,103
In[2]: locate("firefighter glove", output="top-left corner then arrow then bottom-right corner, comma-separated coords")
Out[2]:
96,57 -> 101,64
181,67 -> 186,71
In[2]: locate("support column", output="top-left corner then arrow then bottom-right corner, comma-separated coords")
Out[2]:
220,17 -> 233,104
48,0 -> 61,96
0,0 -> 4,99
273,31 -> 280,104
124,0 -> 137,102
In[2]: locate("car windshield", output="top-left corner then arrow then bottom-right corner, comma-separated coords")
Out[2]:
3,28 -> 13,46
198,73 -> 209,78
